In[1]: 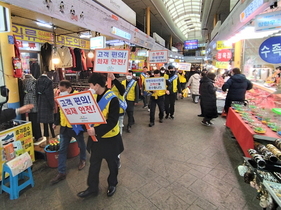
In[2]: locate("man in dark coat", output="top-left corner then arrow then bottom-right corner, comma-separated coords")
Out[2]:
77,73 -> 124,198
222,68 -> 252,113
199,73 -> 218,126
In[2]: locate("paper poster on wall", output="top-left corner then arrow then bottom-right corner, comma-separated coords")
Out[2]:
149,50 -> 168,63
93,49 -> 129,73
144,77 -> 166,91
55,91 -> 106,124
177,63 -> 191,71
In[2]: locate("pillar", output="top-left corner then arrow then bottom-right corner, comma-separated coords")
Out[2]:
146,7 -> 150,36
0,2 -> 20,111
234,40 -> 243,69
169,35 -> 173,50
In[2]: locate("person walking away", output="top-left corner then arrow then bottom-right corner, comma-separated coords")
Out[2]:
148,70 -> 171,127
199,73 -> 218,126
121,70 -> 139,133
77,73 -> 124,198
178,70 -> 187,99
164,65 -> 182,119
222,68 -> 252,114
50,80 -> 87,185
187,70 -> 201,103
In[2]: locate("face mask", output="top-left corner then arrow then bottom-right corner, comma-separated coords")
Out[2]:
160,70 -> 165,74
59,91 -> 68,96
126,75 -> 132,80
89,88 -> 96,94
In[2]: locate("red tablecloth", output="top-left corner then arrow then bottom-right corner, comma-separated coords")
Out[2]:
226,108 -> 280,157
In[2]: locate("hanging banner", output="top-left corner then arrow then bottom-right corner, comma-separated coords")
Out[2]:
93,49 -> 129,73
215,61 -> 229,69
149,50 -> 168,63
177,62 -> 191,71
144,77 -> 166,91
216,41 -> 233,50
216,49 -> 232,62
55,91 -> 106,124
259,36 -> 281,64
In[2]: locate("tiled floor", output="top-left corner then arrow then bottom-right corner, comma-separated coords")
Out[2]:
1,97 -> 261,209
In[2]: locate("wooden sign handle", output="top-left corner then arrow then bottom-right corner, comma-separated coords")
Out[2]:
85,124 -> 98,142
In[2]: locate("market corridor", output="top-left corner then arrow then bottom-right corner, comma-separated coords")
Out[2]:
0,97 -> 260,210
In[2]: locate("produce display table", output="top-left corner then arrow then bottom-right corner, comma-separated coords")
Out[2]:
226,108 -> 279,157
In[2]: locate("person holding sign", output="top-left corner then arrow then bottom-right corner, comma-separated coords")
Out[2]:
164,65 -> 182,119
121,70 -> 139,133
148,70 -> 171,127
77,73 -> 124,198
50,80 -> 87,185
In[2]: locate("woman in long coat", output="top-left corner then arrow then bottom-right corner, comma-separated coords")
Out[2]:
199,72 -> 218,126
186,71 -> 201,103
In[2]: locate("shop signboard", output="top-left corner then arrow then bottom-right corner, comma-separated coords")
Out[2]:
216,40 -> 233,50
0,121 -> 34,180
17,41 -> 41,51
90,36 -> 106,49
259,36 -> 281,64
93,49 -> 129,73
55,91 -> 106,125
255,10 -> 281,32
111,27 -> 131,40
216,49 -> 232,62
240,0 -> 264,22
149,50 -> 168,63
177,62 -> 192,71
144,77 -> 166,91
216,61 -> 229,69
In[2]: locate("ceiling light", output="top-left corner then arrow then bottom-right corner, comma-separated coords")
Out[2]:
79,31 -> 92,38
185,19 -> 191,22
36,22 -> 52,28
187,24 -> 193,26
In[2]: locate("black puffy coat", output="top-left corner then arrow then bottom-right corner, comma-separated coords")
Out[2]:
199,76 -> 218,119
222,74 -> 252,101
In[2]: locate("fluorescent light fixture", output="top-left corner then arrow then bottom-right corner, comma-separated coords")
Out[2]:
187,23 -> 193,26
36,22 -> 52,28
79,31 -> 92,38
185,19 -> 191,22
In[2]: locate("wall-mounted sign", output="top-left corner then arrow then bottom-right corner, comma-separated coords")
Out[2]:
216,49 -> 232,62
94,49 -> 130,73
111,26 -> 131,40
137,49 -> 149,57
255,10 -> 281,32
240,0 -> 264,22
153,32 -> 165,47
259,36 -> 281,64
149,50 -> 168,63
0,5 -> 10,32
216,61 -> 229,69
90,36 -> 106,49
216,40 -> 233,50
17,41 -> 41,51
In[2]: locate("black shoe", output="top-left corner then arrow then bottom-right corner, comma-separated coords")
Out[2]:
77,188 -> 98,198
127,126 -> 131,133
159,119 -> 163,123
197,114 -> 204,117
149,122 -> 154,127
165,115 -> 169,119
50,173 -> 66,185
107,186 -> 116,197
170,115 -> 174,119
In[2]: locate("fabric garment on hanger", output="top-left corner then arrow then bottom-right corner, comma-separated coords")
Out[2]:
69,47 -> 76,68
80,49 -> 87,71
36,75 -> 54,123
30,61 -> 41,79
57,46 -> 73,68
73,48 -> 83,71
41,42 -> 52,72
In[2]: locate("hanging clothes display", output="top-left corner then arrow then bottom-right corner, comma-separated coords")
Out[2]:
80,49 -> 87,71
57,46 -> 73,68
17,78 -> 26,120
69,47 -> 76,68
73,48 -> 84,71
46,70 -> 60,83
41,42 -> 53,72
29,60 -> 41,79
86,54 -> 94,68
23,74 -> 43,141
36,74 -> 55,138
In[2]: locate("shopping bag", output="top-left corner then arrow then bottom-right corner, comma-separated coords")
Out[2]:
182,88 -> 189,98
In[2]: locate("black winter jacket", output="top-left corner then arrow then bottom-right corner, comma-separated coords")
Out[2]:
222,74 -> 252,101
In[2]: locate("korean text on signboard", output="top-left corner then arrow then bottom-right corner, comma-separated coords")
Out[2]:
216,41 -> 233,50
149,50 -> 168,63
216,61 -> 229,69
240,0 -> 264,22
259,36 -> 281,64
56,91 -> 106,124
144,77 -> 166,91
94,49 -> 129,74
216,49 -> 232,62
177,63 -> 191,71
255,10 -> 281,32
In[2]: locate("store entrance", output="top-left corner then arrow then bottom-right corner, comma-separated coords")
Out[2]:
20,52 -> 41,79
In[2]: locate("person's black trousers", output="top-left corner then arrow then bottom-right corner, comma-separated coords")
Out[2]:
126,100 -> 135,127
165,92 -> 176,116
43,123 -> 55,138
150,96 -> 165,123
87,149 -> 119,192
28,112 -> 42,140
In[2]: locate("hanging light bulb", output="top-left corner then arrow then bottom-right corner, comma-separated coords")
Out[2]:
88,51 -> 94,58
52,50 -> 60,65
